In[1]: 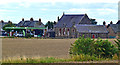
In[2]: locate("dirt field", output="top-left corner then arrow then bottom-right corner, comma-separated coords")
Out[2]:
2,38 -> 116,59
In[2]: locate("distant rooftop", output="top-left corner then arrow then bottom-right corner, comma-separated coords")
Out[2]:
75,24 -> 108,33
54,14 -> 91,28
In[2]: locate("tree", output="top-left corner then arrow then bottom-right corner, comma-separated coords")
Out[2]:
45,21 -> 54,29
53,21 -> 57,25
3,22 -> 16,31
90,19 -> 97,25
114,39 -> 120,59
70,36 -> 117,58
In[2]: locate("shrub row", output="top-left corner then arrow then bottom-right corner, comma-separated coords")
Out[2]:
69,36 -> 118,59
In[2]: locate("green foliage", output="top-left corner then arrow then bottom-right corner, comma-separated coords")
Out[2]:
3,23 -> 15,31
94,39 -> 117,58
70,36 -> 95,56
45,21 -> 56,29
71,54 -> 104,61
70,36 -> 117,59
114,39 -> 120,50
114,39 -> 120,58
25,33 -> 33,38
2,57 -> 69,63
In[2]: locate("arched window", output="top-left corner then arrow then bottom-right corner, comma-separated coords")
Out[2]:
67,29 -> 69,36
63,28 -> 65,35
73,29 -> 75,34
59,28 -> 61,36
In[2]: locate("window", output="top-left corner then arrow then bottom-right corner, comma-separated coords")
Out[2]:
63,28 -> 65,35
67,29 -> 69,36
59,28 -> 61,36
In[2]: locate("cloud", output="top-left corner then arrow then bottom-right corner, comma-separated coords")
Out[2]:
41,8 -> 48,11
66,8 -> 117,15
96,18 -> 117,24
65,8 -> 117,24
0,0 -> 118,5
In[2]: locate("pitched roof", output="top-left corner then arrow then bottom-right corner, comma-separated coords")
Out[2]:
18,20 -> 44,27
117,20 -> 120,24
54,14 -> 88,28
109,24 -> 120,33
75,24 -> 108,33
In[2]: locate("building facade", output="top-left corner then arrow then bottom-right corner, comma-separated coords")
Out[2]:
54,13 -> 108,38
17,18 -> 46,36
107,21 -> 120,38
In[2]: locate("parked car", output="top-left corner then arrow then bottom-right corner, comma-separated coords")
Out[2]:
14,33 -> 23,37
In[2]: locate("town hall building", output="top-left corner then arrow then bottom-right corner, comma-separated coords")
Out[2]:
54,13 -> 108,38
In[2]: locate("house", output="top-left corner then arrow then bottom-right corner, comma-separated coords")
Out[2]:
0,21 -> 8,36
18,18 -> 44,27
107,21 -> 120,38
54,13 -> 108,38
75,24 -> 108,38
17,18 -> 46,37
0,20 -> 17,36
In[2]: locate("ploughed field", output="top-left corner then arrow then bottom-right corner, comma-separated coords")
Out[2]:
2,38 -> 116,59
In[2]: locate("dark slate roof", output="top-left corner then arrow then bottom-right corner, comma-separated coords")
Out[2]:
109,24 -> 120,33
75,24 -> 108,33
54,14 -> 86,28
117,21 -> 120,24
18,20 -> 44,27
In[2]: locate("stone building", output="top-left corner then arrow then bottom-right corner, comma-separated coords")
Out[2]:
54,13 -> 108,38
107,21 -> 120,38
75,24 -> 108,38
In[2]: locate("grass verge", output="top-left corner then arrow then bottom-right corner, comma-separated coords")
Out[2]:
2,54 -> 118,63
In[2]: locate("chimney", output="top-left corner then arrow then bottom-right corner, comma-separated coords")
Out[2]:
63,12 -> 65,15
58,16 -> 59,21
8,20 -> 12,24
110,21 -> 113,24
103,21 -> 106,25
38,18 -> 41,25
22,18 -> 24,21
30,17 -> 34,21
1,20 -> 4,23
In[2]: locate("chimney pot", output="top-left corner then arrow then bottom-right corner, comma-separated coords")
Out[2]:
30,17 -> 34,21
39,18 -> 41,22
38,18 -> 41,25
1,20 -> 4,23
110,21 -> 113,24
58,16 -> 59,21
22,18 -> 24,21
103,21 -> 106,25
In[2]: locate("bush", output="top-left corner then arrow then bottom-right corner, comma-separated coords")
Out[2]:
94,39 -> 117,58
71,54 -> 100,61
114,39 -> 120,58
69,36 -> 118,59
25,33 -> 33,38
69,36 -> 95,56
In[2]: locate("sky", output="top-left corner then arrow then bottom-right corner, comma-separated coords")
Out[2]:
0,0 -> 119,25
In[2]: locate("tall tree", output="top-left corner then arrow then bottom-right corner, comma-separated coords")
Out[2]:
53,21 -> 57,25
90,19 -> 97,25
3,21 -> 15,31
45,21 -> 54,29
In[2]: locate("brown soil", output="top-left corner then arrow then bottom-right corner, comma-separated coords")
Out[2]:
2,38 -> 116,59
